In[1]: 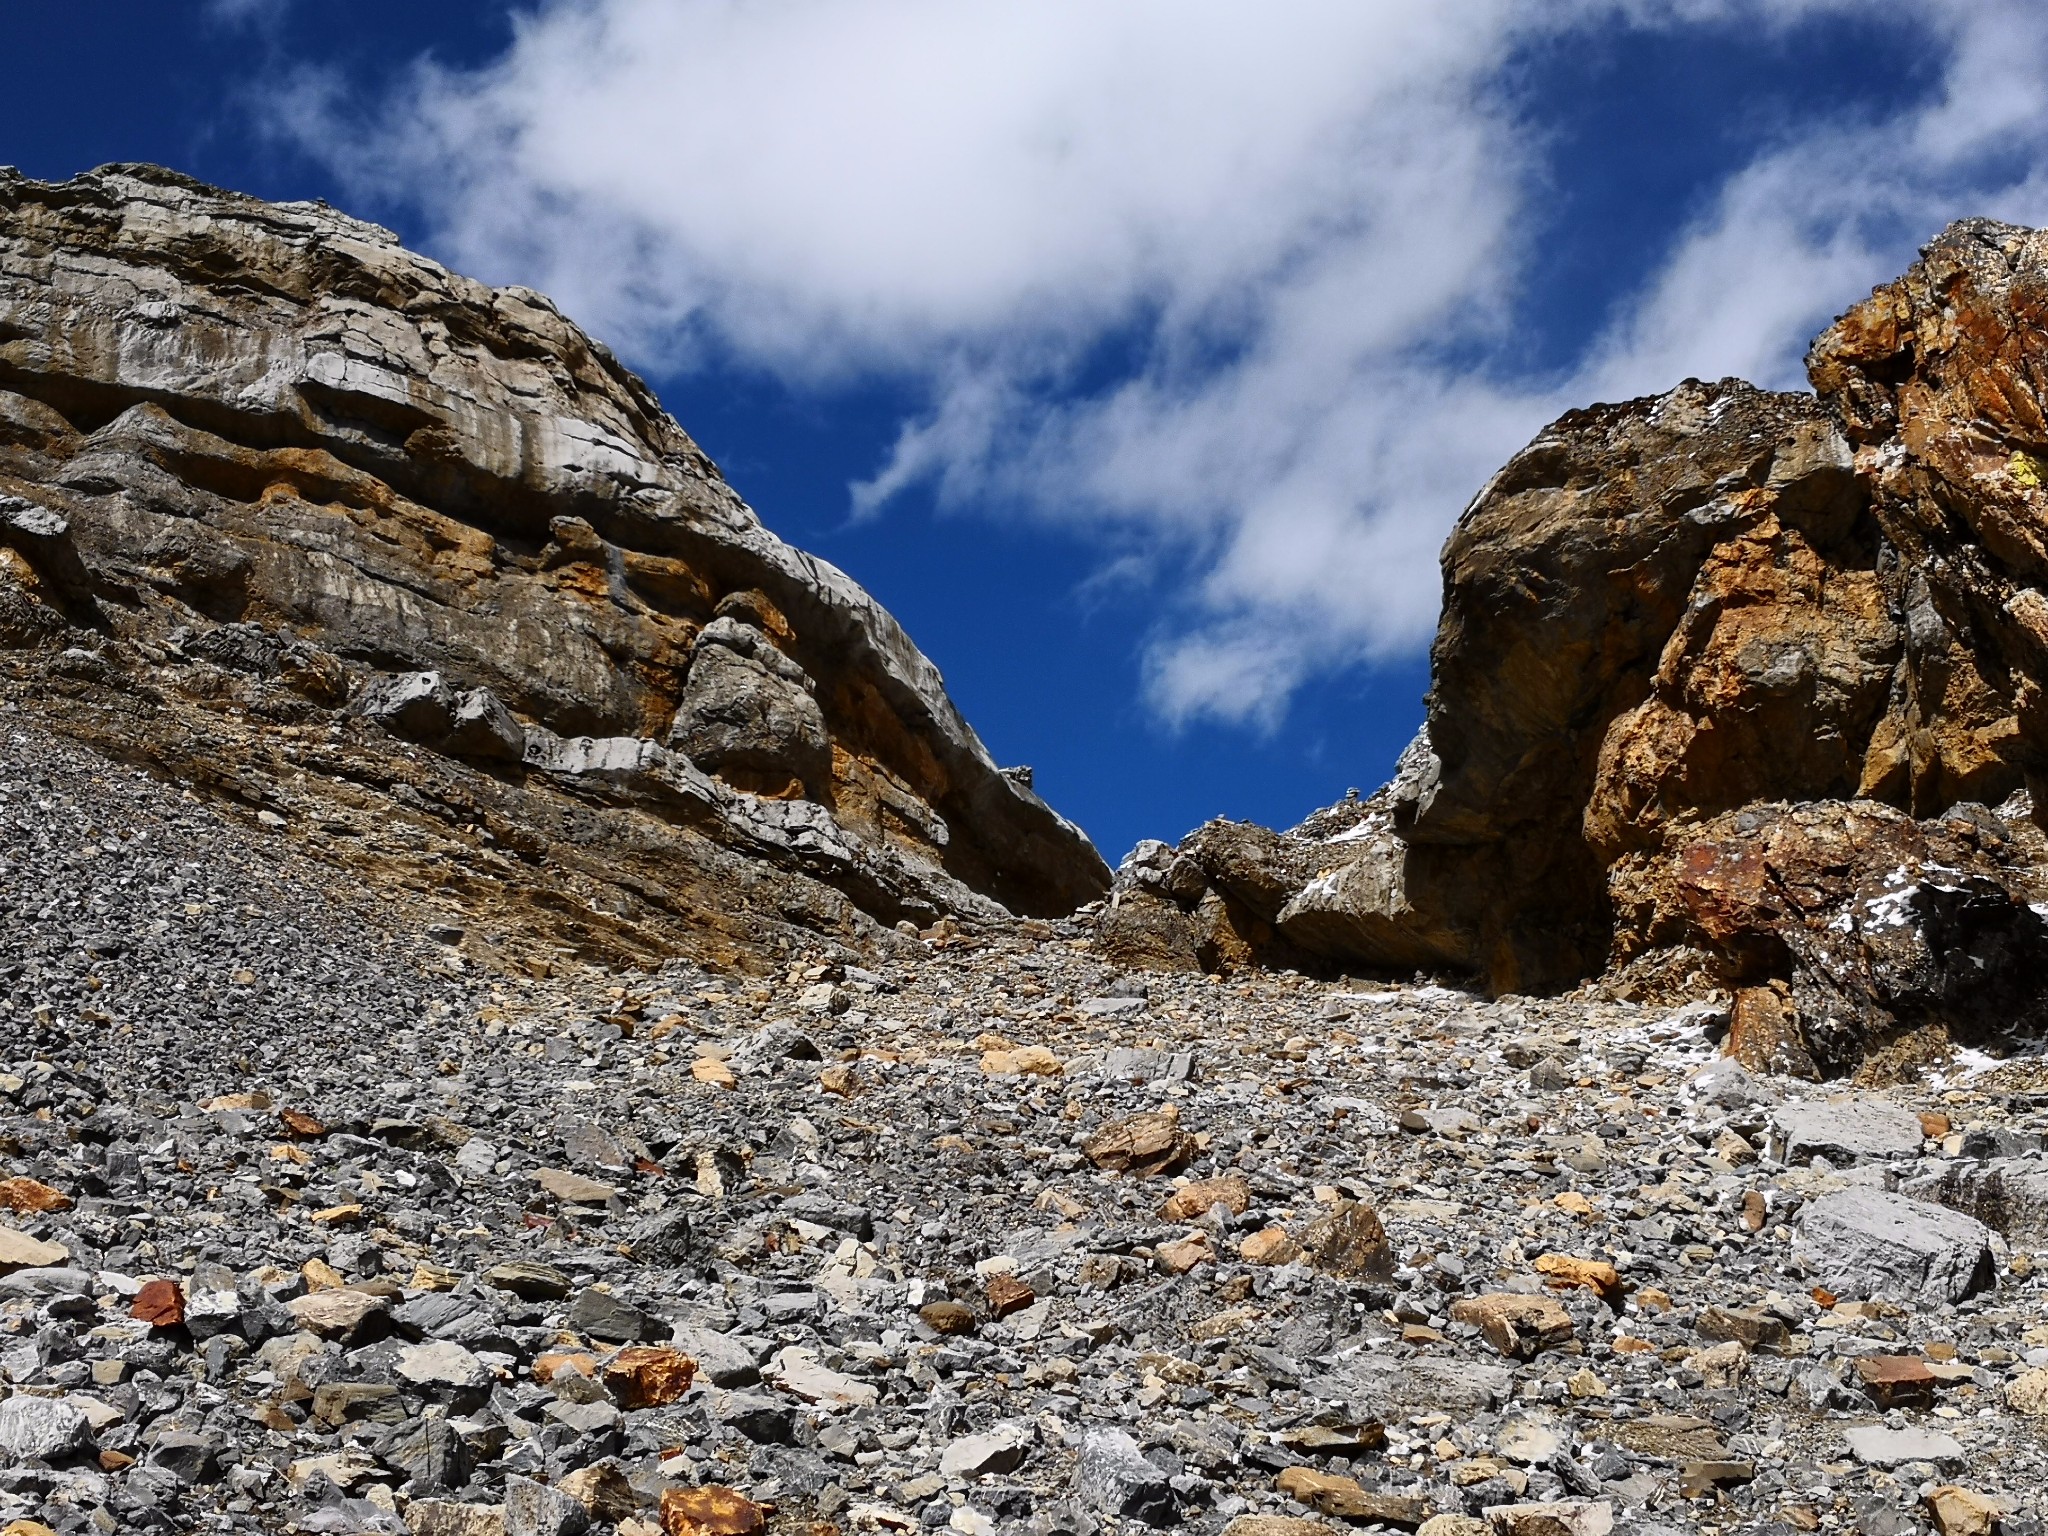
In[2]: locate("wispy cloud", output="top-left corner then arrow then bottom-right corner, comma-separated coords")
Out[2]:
208,0 -> 293,25
272,0 -> 2048,727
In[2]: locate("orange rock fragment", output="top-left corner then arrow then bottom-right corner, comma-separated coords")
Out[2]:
535,1351 -> 601,1384
605,1346 -> 698,1409
1533,1253 -> 1626,1306
1161,1175 -> 1251,1222
0,1178 -> 71,1215
1155,1233 -> 1212,1274
985,1273 -> 1036,1318
660,1485 -> 768,1536
278,1109 -> 328,1139
131,1279 -> 186,1329
1239,1227 -> 1303,1266
1449,1293 -> 1576,1360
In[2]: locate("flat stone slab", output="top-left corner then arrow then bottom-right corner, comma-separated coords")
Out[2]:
1773,1100 -> 1925,1163
0,1226 -> 69,1272
1843,1424 -> 1964,1468
1796,1189 -> 1994,1304
1343,1357 -> 1514,1415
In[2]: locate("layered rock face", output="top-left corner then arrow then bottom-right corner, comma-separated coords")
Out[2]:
1122,220 -> 2048,1072
0,164 -> 1108,970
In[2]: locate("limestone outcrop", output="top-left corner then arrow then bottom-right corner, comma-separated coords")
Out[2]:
0,164 -> 1108,971
1130,220 -> 2048,1074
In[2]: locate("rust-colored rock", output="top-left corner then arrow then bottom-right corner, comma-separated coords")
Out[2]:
0,1178 -> 71,1215
1082,1108 -> 1196,1177
1114,223 -> 2048,1075
984,1273 -> 1037,1318
1161,1176 -> 1251,1222
604,1347 -> 697,1409
535,1351 -> 600,1384
1276,1467 -> 1429,1527
918,1301 -> 977,1336
1155,1233 -> 1212,1274
130,1279 -> 186,1329
1725,984 -> 1818,1079
660,1486 -> 768,1536
1239,1227 -> 1304,1266
1619,800 -> 2048,1073
1450,1294 -> 1576,1360
278,1109 -> 328,1140
1532,1254 -> 1625,1308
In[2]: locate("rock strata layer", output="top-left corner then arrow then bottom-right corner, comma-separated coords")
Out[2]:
0,164 -> 1108,974
1128,220 -> 2048,1075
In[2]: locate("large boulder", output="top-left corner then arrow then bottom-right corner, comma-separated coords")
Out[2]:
1118,221 -> 2048,1074
0,164 -> 1109,968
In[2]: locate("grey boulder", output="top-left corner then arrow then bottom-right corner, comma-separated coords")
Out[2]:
1072,1429 -> 1175,1526
1796,1189 -> 1995,1303
1772,1100 -> 1925,1164
0,1393 -> 94,1460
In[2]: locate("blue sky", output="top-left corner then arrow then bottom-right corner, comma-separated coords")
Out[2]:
3,2 -> 2039,862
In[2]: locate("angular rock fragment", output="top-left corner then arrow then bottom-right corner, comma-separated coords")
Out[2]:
1300,1200 -> 1395,1279
603,1347 -> 698,1409
1450,1293 -> 1576,1360
658,1486 -> 768,1536
1082,1109 -> 1196,1176
1072,1429 -> 1175,1526
1797,1190 -> 1996,1304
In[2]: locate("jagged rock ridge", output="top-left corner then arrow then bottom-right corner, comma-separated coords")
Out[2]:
1112,219 -> 2048,1075
0,163 -> 1109,971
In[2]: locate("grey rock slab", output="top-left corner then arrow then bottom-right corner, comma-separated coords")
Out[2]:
566,1286 -> 664,1343
674,1325 -> 763,1387
939,1419 -> 1035,1480
1076,996 -> 1149,1017
1342,1357 -> 1515,1415
1903,1156 -> 2048,1244
1687,1058 -> 1778,1107
1097,1047 -> 1195,1082
397,1339 -> 493,1390
1772,1099 -> 1925,1163
0,1393 -> 93,1460
1796,1188 -> 1996,1303
1073,1428 -> 1175,1526
768,1345 -> 878,1408
1842,1424 -> 1965,1468
145,1428 -> 222,1485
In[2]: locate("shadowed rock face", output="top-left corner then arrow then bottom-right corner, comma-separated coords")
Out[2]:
1124,219 -> 2048,1073
0,164 -> 1108,969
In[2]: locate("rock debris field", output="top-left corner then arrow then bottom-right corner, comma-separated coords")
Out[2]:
7,719 -> 2048,1536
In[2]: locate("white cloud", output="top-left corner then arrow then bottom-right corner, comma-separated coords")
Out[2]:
280,0 -> 2048,727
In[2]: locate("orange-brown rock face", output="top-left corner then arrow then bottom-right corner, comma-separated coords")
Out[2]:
1125,220 -> 2048,1071
1809,219 -> 2048,815
0,165 -> 1108,970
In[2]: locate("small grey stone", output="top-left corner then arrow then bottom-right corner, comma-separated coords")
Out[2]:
567,1287 -> 664,1343
503,1474 -> 591,1536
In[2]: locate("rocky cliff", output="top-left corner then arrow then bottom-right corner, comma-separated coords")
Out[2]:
1111,220 -> 2048,1076
0,164 -> 1109,973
